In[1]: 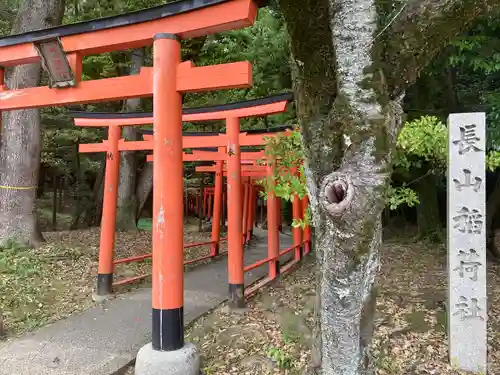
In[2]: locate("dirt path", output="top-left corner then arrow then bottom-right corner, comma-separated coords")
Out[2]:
123,237 -> 500,375
373,237 -> 500,374
5,229 -> 498,374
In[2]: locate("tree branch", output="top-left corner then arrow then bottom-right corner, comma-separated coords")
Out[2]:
383,0 -> 500,96
279,0 -> 343,184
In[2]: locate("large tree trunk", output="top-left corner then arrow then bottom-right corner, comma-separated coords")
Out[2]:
0,0 -> 65,248
282,3 -> 402,370
70,156 -> 105,229
414,173 -> 441,239
116,49 -> 144,231
86,163 -> 105,227
135,163 -> 153,218
279,0 -> 498,374
445,65 -> 460,113
486,173 -> 500,259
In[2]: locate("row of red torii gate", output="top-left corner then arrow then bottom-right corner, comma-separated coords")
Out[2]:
70,93 -> 311,306
0,0 -> 311,360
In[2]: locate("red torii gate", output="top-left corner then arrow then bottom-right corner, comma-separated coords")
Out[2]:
144,135 -> 297,308
189,153 -> 263,226
75,137 -> 273,289
78,144 -> 268,288
151,148 -> 266,242
182,151 -> 265,230
195,160 -> 312,295
72,94 -> 293,309
0,0 -> 268,364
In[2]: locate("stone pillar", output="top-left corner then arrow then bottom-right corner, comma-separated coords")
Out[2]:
447,112 -> 487,374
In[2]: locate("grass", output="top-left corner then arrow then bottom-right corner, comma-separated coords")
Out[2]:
36,193 -> 75,232
0,240 -> 95,335
1,224 -> 227,339
37,207 -> 73,231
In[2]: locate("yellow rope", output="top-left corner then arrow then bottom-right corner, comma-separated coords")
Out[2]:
0,185 -> 37,190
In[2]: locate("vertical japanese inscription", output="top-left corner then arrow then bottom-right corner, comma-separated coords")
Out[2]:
448,113 -> 487,374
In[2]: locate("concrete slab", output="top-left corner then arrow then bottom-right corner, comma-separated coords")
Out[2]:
0,229 -> 295,375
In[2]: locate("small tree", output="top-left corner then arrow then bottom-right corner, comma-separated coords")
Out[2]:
260,117 -> 447,231
390,115 -> 447,238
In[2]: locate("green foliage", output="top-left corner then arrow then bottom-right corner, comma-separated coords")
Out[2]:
64,0 -> 167,22
395,113 -> 500,174
446,19 -> 500,149
389,112 -> 500,211
41,108 -> 103,176
487,151 -> 500,171
266,347 -> 293,369
292,209 -> 311,230
257,129 -> 311,227
257,122 -> 431,215
0,0 -> 18,35
394,116 -> 448,170
184,8 -> 294,129
450,36 -> 500,74
388,116 -> 446,210
483,93 -> 500,150
260,129 -> 306,198
385,186 -> 420,210
449,20 -> 500,75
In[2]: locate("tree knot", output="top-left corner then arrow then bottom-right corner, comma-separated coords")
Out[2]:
319,174 -> 354,216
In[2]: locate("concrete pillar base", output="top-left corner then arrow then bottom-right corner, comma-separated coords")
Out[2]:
135,343 -> 200,375
91,292 -> 113,304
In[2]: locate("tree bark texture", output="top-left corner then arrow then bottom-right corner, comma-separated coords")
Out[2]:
486,173 -> 500,258
279,0 -> 500,374
135,163 -> 153,218
70,156 -> 105,229
116,49 -> 144,231
0,0 -> 65,248
87,163 -> 105,227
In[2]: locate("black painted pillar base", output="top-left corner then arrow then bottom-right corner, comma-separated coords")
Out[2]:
275,260 -> 281,277
152,307 -> 184,351
229,283 -> 245,309
246,229 -> 254,244
97,273 -> 113,296
211,243 -> 219,258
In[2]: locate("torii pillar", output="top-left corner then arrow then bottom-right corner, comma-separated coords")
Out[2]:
227,117 -> 245,309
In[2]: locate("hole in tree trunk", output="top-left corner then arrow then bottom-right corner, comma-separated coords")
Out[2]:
326,182 -> 347,204
320,177 -> 353,215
